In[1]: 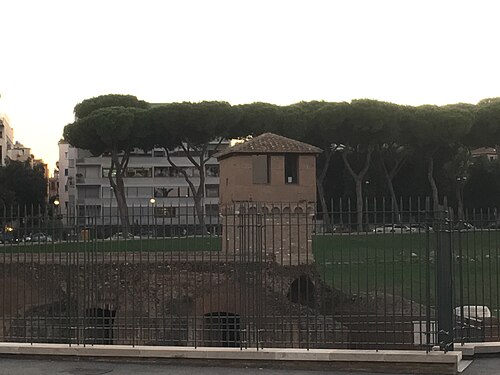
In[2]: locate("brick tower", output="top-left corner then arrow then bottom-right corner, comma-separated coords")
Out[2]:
216,133 -> 322,266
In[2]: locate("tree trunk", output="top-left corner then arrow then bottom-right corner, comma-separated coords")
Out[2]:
317,149 -> 333,231
355,177 -> 364,231
342,147 -> 373,231
166,147 -> 207,233
115,178 -> 129,234
456,183 -> 464,221
109,152 -> 130,234
427,157 -> 439,212
317,180 -> 331,231
193,193 -> 206,231
195,155 -> 207,230
379,153 -> 401,223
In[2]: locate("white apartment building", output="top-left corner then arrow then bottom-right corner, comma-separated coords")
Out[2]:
0,114 -> 14,166
58,141 -> 226,229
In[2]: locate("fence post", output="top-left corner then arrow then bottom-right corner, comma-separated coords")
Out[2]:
436,212 -> 454,352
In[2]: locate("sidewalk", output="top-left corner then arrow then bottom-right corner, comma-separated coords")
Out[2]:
0,357 -> 433,375
0,343 -> 461,374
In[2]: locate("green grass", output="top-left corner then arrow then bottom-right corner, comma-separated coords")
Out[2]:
0,236 -> 221,253
312,231 -> 500,310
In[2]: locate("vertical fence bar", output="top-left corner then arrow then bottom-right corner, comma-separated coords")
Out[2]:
436,213 -> 454,352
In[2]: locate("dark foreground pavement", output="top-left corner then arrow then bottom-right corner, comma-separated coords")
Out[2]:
0,357 -> 409,375
461,356 -> 500,375
0,356 -> 497,375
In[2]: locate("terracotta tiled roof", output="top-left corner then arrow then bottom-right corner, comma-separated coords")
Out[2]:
215,133 -> 322,160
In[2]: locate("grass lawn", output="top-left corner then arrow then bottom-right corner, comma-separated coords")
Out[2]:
0,236 -> 221,253
312,231 -> 500,311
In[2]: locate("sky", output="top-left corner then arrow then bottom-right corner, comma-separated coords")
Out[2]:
2,0 -> 500,173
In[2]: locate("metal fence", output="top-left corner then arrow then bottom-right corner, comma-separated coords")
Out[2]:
1,198 -> 499,351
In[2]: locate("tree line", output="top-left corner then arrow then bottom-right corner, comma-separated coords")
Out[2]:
0,160 -> 47,214
63,95 -> 500,230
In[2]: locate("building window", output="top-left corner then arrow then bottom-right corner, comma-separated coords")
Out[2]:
205,204 -> 219,216
77,185 -> 100,198
252,155 -> 270,184
154,207 -> 177,218
206,165 -> 220,177
102,168 -> 117,178
0,131 -> 2,138
154,167 -> 169,177
153,149 -> 166,157
125,167 -> 152,178
284,154 -> 298,184
64,152 -> 68,159
154,187 -> 174,198
205,184 -> 219,197
65,168 -> 69,176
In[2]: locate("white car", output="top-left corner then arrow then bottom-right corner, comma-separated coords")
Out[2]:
25,233 -> 53,243
373,224 -> 412,233
105,232 -> 141,241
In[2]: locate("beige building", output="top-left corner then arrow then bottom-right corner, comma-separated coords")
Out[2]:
7,141 -> 32,163
0,114 -> 14,166
216,133 -> 322,265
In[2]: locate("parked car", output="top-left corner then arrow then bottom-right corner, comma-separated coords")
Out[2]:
487,221 -> 500,229
25,233 -> 53,243
105,232 -> 141,241
373,224 -> 412,233
0,232 -> 19,244
408,223 -> 433,232
452,222 -> 476,231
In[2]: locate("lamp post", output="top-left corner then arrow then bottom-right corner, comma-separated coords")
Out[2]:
108,186 -> 115,239
53,199 -> 60,219
149,198 -> 156,237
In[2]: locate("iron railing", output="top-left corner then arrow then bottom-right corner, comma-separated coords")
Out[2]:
0,198 -> 499,350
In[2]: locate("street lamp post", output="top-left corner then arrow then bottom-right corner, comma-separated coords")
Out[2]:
50,199 -> 60,241
149,198 -> 156,237
53,199 -> 60,215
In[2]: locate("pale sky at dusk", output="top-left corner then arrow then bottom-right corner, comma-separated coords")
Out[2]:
2,0 -> 500,173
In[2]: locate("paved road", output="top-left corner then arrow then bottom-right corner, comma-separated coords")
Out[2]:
462,356 -> 500,374
0,357 -> 405,375
0,356 -> 498,375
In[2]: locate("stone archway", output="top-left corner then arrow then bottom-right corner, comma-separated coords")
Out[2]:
287,275 -> 315,308
203,312 -> 241,347
85,307 -> 116,344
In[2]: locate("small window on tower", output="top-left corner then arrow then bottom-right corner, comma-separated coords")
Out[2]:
252,155 -> 270,184
284,154 -> 298,184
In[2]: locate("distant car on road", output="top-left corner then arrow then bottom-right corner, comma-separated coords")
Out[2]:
0,232 -> 19,244
105,232 -> 141,241
453,222 -> 476,231
373,224 -> 413,233
24,233 -> 53,243
408,223 -> 433,232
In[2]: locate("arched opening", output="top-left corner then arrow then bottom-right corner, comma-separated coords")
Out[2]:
85,307 -> 116,344
203,312 -> 241,347
294,206 -> 304,214
287,275 -> 315,308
